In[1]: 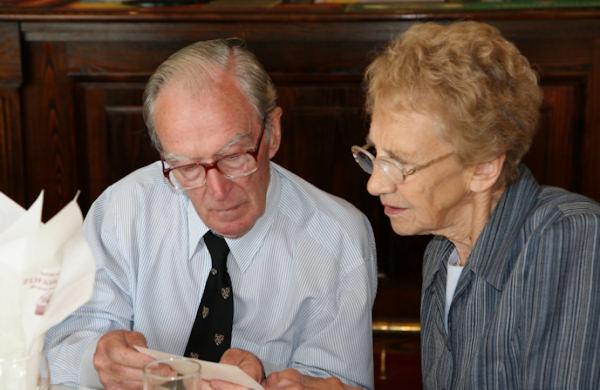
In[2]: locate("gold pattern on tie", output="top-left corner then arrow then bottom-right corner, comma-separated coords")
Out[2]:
221,287 -> 231,299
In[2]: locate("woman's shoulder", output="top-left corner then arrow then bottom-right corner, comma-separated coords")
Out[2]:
533,186 -> 600,221
519,186 -> 600,243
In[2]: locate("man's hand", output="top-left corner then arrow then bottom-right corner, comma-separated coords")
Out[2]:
93,330 -> 155,390
264,369 -> 358,390
209,348 -> 265,390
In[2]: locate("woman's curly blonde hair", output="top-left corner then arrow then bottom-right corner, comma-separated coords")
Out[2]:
365,21 -> 543,189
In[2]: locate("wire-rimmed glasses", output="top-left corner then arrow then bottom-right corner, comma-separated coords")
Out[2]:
351,144 -> 454,183
162,122 -> 266,191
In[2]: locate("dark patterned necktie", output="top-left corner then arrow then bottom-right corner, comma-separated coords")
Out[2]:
184,231 -> 233,361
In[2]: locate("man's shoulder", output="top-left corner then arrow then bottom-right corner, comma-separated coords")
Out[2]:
271,164 -> 376,279
87,161 -> 178,217
108,161 -> 164,191
273,163 -> 368,228
97,161 -> 167,198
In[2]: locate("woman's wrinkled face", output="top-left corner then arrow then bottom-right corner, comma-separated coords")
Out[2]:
366,107 -> 475,238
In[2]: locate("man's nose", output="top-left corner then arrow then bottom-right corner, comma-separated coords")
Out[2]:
205,167 -> 232,199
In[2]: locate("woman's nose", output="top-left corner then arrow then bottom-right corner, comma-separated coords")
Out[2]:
366,163 -> 396,196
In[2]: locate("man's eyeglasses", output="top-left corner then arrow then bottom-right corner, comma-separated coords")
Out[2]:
351,144 -> 453,183
162,122 -> 266,191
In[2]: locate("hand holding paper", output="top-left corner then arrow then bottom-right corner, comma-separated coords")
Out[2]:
135,346 -> 265,390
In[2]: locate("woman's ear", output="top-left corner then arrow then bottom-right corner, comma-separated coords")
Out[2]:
469,154 -> 505,193
266,107 -> 282,159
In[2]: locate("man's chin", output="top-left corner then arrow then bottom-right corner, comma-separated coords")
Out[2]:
209,220 -> 254,239
202,203 -> 263,238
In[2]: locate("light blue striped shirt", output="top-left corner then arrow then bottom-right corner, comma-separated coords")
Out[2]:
44,161 -> 377,389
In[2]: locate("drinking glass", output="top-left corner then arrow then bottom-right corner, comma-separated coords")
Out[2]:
0,352 -> 50,390
143,357 -> 202,390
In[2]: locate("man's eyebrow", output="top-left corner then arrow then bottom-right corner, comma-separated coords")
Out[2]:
163,132 -> 252,163
163,152 -> 192,163
217,132 -> 251,156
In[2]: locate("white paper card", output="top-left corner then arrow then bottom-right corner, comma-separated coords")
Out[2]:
134,346 -> 265,390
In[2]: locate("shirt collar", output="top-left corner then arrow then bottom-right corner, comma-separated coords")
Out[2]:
468,164 -> 540,290
186,162 -> 281,273
422,237 -> 454,291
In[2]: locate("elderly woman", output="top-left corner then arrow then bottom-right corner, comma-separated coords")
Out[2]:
350,21 -> 600,389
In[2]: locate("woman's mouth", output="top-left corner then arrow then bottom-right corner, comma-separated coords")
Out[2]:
383,204 -> 407,216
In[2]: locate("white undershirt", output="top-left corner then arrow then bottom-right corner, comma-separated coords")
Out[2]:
445,248 -> 464,333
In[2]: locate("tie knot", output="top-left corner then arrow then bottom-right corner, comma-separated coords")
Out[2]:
204,231 -> 230,267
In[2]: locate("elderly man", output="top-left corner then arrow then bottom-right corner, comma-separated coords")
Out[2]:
44,39 -> 377,390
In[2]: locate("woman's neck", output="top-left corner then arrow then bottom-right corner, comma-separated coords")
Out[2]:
447,186 -> 505,266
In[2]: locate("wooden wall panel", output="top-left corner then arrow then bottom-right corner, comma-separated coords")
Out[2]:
21,42 -> 79,219
524,79 -> 586,191
582,38 -> 600,201
0,22 -> 21,81
73,80 -> 154,209
0,22 -> 24,205
274,82 -> 365,197
0,89 -> 23,202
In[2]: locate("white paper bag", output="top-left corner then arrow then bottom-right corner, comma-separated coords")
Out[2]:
0,191 -> 96,389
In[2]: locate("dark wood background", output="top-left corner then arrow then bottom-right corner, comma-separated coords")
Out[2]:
2,4 -> 600,389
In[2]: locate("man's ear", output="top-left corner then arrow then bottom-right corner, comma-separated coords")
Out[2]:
266,107 -> 282,159
469,154 -> 505,193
